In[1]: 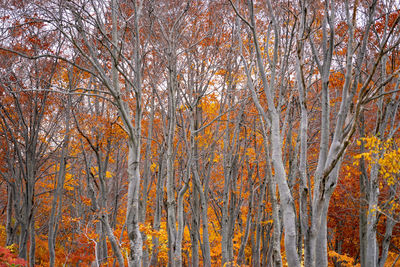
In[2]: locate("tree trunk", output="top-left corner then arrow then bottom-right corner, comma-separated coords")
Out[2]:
315,202 -> 329,267
102,214 -> 125,266
192,168 -> 212,267
166,50 -> 178,266
262,127 -> 282,267
19,176 -> 34,260
190,188 -> 200,267
359,112 -> 368,267
366,164 -> 379,267
175,182 -> 189,267
378,201 -> 396,267
29,215 -> 35,267
49,95 -> 71,267
237,180 -> 253,266
140,91 -> 155,267
6,185 -> 16,246
150,152 -> 166,266
111,0 -> 143,264
126,144 -> 143,266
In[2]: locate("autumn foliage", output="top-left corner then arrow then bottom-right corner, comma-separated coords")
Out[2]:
0,0 -> 399,266
0,245 -> 26,267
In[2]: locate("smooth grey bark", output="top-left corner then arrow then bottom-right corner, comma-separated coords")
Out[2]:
165,44 -> 179,266
165,65 -> 178,265
378,192 -> 397,267
175,183 -> 189,267
140,89 -> 155,267
175,147 -> 189,267
99,156 -> 124,265
110,147 -> 123,229
252,166 -> 268,267
3,144 -> 18,247
359,112 -> 369,267
263,128 -> 282,267
125,139 -> 143,267
366,162 -> 380,267
96,223 -> 108,264
5,186 -> 16,246
29,216 -> 35,267
101,212 -> 125,266
20,149 -> 35,261
191,187 -> 200,267
294,2 -> 311,265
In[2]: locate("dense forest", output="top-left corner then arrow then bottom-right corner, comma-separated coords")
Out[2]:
0,0 -> 399,266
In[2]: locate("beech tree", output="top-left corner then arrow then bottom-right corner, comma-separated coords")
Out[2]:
38,0 -> 149,264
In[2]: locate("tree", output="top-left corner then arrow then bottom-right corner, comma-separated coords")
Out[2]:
0,51 -> 60,265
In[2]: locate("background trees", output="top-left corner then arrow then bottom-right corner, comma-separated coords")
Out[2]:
0,0 -> 399,266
